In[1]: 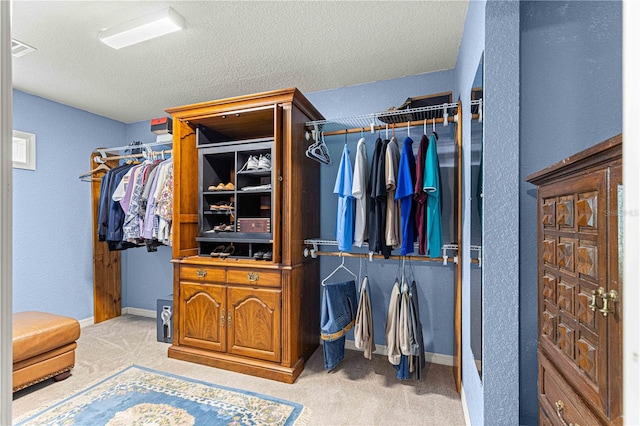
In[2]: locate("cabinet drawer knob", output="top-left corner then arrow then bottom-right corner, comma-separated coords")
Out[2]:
555,400 -> 580,426
196,269 -> 207,278
247,272 -> 259,282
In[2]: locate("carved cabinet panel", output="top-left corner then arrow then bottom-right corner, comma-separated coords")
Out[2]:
527,134 -> 622,426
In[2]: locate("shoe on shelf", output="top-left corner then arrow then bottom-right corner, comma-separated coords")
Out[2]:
209,201 -> 227,210
253,250 -> 264,260
208,183 -> 225,191
213,224 -> 227,232
263,251 -> 273,261
257,153 -> 271,170
239,155 -> 259,172
220,245 -> 236,258
222,182 -> 235,191
210,245 -> 225,257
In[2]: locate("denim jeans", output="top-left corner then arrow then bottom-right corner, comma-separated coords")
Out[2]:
320,280 -> 357,370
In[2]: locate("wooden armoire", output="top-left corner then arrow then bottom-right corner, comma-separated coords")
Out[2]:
165,88 -> 324,383
526,134 -> 622,425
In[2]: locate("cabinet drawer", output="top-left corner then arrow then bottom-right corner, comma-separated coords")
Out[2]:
180,265 -> 225,283
227,268 -> 280,287
539,356 -> 602,426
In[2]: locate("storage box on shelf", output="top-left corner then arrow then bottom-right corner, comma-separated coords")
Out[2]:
166,88 -> 323,383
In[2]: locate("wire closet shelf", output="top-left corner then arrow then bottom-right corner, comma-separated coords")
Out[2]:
305,102 -> 459,135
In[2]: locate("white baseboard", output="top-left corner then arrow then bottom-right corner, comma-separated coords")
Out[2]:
78,316 -> 94,328
342,339 -> 454,367
122,307 -> 156,318
79,308 -> 156,327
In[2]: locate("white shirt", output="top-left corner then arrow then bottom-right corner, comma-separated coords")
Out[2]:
351,138 -> 368,247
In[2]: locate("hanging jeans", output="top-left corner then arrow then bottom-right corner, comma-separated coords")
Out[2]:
320,280 -> 357,370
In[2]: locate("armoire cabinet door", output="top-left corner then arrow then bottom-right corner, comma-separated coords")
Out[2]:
179,283 -> 227,353
227,286 -> 281,362
538,169 -> 609,417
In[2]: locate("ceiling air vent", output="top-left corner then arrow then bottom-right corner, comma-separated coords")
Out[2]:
11,39 -> 36,57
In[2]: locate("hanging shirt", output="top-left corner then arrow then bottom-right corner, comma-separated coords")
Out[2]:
414,134 -> 429,255
334,144 -> 354,251
367,138 -> 386,254
385,279 -> 402,366
395,136 -> 416,255
352,138 -> 369,247
408,280 -> 425,379
423,134 -> 443,258
354,276 -> 375,359
384,137 -> 401,250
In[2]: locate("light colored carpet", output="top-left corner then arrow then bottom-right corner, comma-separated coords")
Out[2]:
13,315 -> 465,425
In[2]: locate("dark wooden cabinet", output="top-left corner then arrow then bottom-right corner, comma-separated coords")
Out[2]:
527,134 -> 622,426
166,88 -> 323,383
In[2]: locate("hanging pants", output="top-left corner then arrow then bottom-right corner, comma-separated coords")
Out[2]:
320,280 -> 357,370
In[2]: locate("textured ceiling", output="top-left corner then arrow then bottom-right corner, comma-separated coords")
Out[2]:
11,1 -> 469,123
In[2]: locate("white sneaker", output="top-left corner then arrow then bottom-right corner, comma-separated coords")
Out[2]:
257,153 -> 271,170
240,155 -> 259,171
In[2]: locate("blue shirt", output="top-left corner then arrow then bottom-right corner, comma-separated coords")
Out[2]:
423,134 -> 442,258
395,137 -> 416,255
334,144 -> 354,251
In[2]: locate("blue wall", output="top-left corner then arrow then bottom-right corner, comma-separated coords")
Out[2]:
12,90 -> 126,320
519,1 -> 622,423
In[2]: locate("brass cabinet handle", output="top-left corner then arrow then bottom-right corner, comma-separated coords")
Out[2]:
196,269 -> 207,278
599,289 -> 618,317
247,272 -> 259,282
228,314 -> 232,328
555,400 -> 580,426
589,288 -> 602,311
589,287 -> 619,317
220,309 -> 225,327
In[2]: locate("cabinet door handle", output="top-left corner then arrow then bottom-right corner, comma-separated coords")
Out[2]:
555,400 -> 580,426
228,314 -> 232,328
196,269 -> 207,278
220,309 -> 225,327
247,272 -> 259,282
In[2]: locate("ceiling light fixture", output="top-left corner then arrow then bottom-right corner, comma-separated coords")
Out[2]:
98,7 -> 185,50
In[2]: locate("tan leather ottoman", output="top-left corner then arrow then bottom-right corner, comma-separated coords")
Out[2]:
13,311 -> 81,392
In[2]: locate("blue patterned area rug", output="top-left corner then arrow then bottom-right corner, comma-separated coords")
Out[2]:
15,365 -> 308,425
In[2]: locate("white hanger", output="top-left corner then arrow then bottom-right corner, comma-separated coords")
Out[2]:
321,252 -> 357,286
78,162 -> 111,182
443,104 -> 449,127
306,130 -> 331,165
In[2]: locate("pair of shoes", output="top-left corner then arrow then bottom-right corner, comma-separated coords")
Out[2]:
210,245 -> 235,257
213,223 -> 235,232
257,154 -> 271,170
240,155 -> 259,172
210,202 -> 234,211
253,250 -> 272,260
208,182 -> 235,191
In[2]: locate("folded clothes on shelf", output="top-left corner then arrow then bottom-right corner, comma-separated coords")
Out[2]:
240,184 -> 272,191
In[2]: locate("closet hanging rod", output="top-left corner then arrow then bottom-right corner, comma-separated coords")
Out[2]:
94,140 -> 173,159
93,149 -> 172,164
317,116 -> 456,137
304,250 -> 447,263
305,102 -> 458,135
